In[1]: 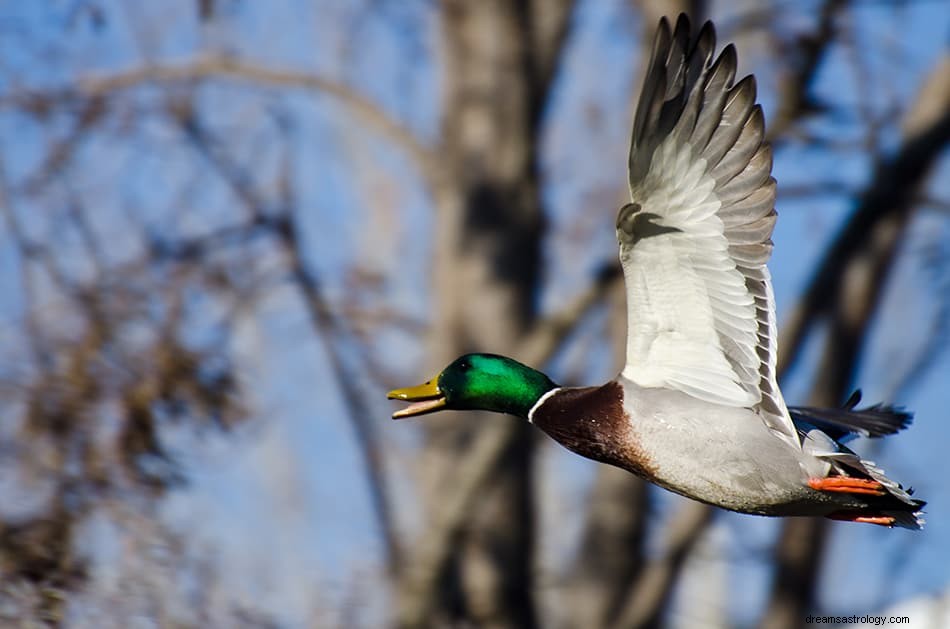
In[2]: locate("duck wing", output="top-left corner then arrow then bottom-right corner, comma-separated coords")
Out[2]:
618,15 -> 797,448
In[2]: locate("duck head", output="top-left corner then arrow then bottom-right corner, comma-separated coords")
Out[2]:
388,353 -> 557,420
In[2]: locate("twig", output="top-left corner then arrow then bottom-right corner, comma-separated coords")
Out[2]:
527,0 -> 578,127
2,57 -> 440,189
395,420 -> 520,628
173,111 -> 405,577
763,53 -> 950,629
611,501 -> 714,629
516,263 -> 622,366
777,106 -> 950,379
768,0 -> 852,141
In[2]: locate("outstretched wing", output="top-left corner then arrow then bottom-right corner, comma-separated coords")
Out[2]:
618,15 -> 797,447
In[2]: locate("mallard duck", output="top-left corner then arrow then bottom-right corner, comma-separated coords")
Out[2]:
388,15 -> 925,528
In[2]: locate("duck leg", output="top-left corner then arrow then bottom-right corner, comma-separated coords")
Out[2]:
808,475 -> 924,528
810,477 -> 896,526
807,476 -> 887,496
826,511 -> 896,526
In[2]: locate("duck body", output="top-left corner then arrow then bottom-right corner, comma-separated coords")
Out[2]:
529,377 -> 921,525
530,379 -> 811,515
532,379 -> 825,515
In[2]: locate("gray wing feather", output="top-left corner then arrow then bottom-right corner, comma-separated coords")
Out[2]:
710,105 -> 764,183
625,15 -> 793,444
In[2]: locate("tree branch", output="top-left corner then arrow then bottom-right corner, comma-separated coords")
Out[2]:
516,263 -> 622,365
768,0 -> 851,141
395,419 -> 520,628
777,69 -> 950,379
173,111 -> 405,578
3,56 -> 440,188
611,501 -> 714,629
527,0 -> 578,118
763,53 -> 950,629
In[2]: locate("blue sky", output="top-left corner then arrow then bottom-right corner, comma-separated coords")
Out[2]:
0,0 -> 948,626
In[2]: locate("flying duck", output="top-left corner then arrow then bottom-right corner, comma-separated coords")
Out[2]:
388,15 -> 925,528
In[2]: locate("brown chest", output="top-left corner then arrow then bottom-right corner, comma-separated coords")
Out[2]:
532,381 -> 658,480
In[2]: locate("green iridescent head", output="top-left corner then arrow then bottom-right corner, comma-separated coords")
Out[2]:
388,353 -> 558,419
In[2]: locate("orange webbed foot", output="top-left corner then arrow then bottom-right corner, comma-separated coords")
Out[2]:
827,511 -> 896,527
808,476 -> 887,497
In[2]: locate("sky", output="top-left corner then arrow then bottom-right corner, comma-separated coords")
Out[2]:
0,0 -> 948,626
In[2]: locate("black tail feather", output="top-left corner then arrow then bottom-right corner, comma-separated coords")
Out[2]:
789,390 -> 913,440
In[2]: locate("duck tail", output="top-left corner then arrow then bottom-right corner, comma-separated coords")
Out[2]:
789,390 -> 913,441
817,452 -> 926,529
828,494 -> 926,530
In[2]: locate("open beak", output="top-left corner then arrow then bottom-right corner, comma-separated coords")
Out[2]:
387,377 -> 446,419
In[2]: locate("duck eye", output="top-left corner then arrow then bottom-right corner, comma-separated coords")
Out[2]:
459,361 -> 470,372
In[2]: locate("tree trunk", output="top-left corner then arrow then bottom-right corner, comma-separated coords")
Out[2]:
401,1 -> 572,626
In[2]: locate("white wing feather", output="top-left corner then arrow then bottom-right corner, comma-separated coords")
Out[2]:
619,16 -> 798,447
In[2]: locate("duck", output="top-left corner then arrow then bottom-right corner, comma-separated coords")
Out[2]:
388,15 -> 925,528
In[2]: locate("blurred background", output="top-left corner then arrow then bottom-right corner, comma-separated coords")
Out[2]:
0,0 -> 949,627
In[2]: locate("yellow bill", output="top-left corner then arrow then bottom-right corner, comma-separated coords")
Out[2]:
387,377 -> 445,419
